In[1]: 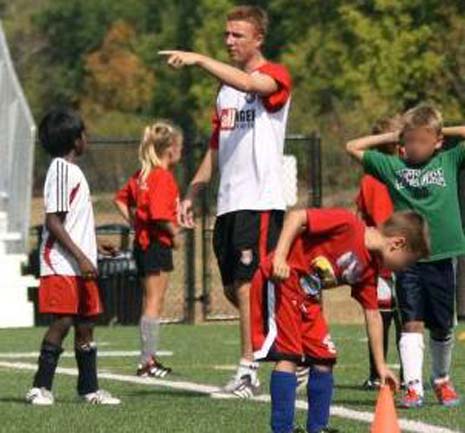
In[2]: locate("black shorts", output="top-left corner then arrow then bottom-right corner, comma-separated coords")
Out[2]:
213,210 -> 284,287
134,241 -> 174,276
395,259 -> 456,331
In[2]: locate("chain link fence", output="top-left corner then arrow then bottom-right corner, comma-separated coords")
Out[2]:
30,134 -> 322,324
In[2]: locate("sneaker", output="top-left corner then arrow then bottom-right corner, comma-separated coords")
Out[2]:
399,386 -> 424,409
26,387 -> 54,406
81,389 -> 121,405
223,361 -> 260,398
296,366 -> 310,392
229,374 -> 260,399
137,356 -> 172,378
432,377 -> 460,407
362,377 -> 381,391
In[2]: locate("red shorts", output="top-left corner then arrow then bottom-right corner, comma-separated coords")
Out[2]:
39,275 -> 102,317
251,267 -> 337,366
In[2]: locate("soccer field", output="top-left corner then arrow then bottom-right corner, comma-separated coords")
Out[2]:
0,323 -> 463,433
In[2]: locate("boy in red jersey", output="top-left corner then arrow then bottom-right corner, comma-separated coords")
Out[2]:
355,116 -> 403,389
251,208 -> 430,433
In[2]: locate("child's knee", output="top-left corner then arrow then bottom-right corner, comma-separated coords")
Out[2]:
403,320 -> 424,333
274,360 -> 297,373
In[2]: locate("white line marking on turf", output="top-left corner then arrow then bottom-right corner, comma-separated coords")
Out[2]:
0,350 -> 173,359
0,361 -> 460,433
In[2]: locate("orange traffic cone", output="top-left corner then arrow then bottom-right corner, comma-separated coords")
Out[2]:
370,385 -> 401,433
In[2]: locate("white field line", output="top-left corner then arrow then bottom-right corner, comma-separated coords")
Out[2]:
0,350 -> 172,359
0,361 -> 461,433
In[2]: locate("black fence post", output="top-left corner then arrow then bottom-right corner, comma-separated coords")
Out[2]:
201,188 -> 213,321
183,138 -> 196,324
309,132 -> 323,208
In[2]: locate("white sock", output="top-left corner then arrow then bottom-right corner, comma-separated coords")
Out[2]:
400,332 -> 424,395
430,334 -> 454,382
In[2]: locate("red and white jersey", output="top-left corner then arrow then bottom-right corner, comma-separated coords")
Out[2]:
210,62 -> 292,216
40,158 -> 97,276
262,208 -> 380,310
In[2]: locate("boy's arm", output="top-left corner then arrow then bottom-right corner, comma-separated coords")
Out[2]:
346,131 -> 400,162
180,148 -> 218,228
442,126 -> 465,138
158,51 -> 279,96
46,213 -> 97,278
364,309 -> 399,389
272,210 -> 307,281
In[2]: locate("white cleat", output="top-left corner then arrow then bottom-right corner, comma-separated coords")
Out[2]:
223,361 -> 260,398
81,389 -> 121,405
26,387 -> 54,406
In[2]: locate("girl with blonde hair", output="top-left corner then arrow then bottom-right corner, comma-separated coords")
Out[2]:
115,120 -> 183,377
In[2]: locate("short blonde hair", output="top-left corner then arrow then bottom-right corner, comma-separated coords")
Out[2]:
227,5 -> 269,36
381,211 -> 431,259
402,104 -> 443,136
138,120 -> 183,181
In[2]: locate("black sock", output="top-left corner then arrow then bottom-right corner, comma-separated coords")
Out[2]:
75,342 -> 99,395
33,340 -> 63,390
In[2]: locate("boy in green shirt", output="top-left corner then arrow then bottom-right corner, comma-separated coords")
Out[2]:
346,104 -> 465,408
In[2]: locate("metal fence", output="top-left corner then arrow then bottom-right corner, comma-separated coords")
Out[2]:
30,134 -> 322,323
0,21 -> 36,254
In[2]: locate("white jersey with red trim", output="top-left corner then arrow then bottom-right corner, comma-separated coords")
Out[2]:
40,158 -> 97,276
210,62 -> 292,216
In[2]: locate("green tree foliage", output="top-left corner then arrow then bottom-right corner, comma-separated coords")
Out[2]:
3,0 -> 465,189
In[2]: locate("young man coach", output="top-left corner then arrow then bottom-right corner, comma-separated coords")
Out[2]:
160,5 -> 292,398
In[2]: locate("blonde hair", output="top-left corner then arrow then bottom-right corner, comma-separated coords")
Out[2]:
138,120 -> 183,181
227,5 -> 269,36
381,211 -> 431,259
401,104 -> 443,137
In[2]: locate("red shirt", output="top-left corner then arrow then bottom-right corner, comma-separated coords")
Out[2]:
115,168 -> 179,249
264,208 -> 379,310
355,174 -> 394,227
355,174 -> 394,308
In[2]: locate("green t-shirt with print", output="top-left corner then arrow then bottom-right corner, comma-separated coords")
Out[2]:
362,144 -> 465,261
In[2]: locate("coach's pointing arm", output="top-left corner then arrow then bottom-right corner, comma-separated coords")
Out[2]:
158,51 -> 279,96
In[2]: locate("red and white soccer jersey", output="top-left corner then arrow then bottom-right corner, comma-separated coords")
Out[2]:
251,208 -> 379,365
210,62 -> 292,216
114,167 -> 180,250
40,158 -> 97,276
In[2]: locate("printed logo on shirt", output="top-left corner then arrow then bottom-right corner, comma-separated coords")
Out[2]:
300,256 -> 337,298
394,167 -> 446,190
220,108 -> 255,131
336,251 -> 363,285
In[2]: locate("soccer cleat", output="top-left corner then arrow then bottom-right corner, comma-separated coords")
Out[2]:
223,361 -> 260,398
398,385 -> 424,409
296,366 -> 310,392
432,378 -> 460,407
362,377 -> 381,391
230,374 -> 260,399
137,356 -> 172,378
26,387 -> 54,406
81,389 -> 121,405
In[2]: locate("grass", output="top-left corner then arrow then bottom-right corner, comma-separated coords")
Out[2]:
0,323 -> 464,433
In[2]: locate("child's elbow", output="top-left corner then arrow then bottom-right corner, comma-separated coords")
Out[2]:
345,140 -> 356,154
